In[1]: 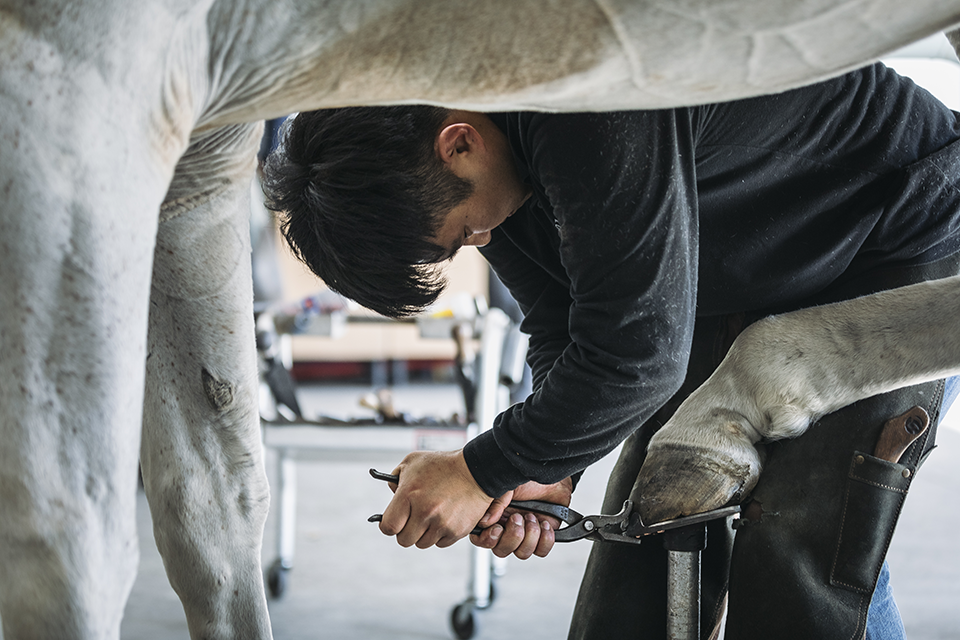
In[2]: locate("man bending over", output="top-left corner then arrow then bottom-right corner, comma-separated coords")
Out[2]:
263,64 -> 960,639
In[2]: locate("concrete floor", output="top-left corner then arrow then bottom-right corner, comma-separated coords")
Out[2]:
111,381 -> 960,639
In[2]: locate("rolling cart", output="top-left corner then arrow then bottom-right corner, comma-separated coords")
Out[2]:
256,296 -> 526,639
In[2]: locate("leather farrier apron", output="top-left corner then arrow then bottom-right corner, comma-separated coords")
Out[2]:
568,252 -> 960,640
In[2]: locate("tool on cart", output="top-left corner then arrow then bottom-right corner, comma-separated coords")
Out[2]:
367,469 -> 740,543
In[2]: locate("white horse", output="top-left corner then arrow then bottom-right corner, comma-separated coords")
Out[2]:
3,1 -> 960,638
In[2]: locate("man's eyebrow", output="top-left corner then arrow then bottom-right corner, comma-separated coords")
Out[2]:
420,240 -> 461,265
444,239 -> 463,262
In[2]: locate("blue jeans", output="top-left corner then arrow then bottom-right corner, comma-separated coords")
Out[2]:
865,375 -> 960,639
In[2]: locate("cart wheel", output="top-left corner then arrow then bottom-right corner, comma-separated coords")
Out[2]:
450,602 -> 476,640
267,559 -> 289,599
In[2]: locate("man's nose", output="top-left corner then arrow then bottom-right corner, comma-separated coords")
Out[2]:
463,230 -> 492,247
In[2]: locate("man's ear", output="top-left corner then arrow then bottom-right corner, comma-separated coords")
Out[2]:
436,122 -> 483,170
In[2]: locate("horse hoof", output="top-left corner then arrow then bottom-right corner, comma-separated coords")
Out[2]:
630,442 -> 759,524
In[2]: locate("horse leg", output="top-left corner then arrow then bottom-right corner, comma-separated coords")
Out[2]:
633,274 -> 960,522
0,73 -> 170,640
141,122 -> 273,640
0,164 -> 158,639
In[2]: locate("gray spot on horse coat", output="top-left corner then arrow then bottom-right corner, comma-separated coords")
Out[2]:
202,368 -> 234,412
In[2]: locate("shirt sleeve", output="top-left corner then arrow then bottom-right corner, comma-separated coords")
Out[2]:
465,110 -> 701,498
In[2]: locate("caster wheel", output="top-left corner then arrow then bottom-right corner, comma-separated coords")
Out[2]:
266,559 -> 289,599
450,602 -> 476,640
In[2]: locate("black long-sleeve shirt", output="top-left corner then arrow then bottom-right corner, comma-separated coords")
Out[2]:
463,63 -> 960,499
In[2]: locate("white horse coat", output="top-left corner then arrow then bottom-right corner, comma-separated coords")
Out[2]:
3,1 -> 960,637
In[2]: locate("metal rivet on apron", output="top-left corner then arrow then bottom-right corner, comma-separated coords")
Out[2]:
855,455 -> 865,465
902,469 -> 911,478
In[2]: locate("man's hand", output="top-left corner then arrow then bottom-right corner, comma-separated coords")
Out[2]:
470,477 -> 573,560
378,450 -> 493,549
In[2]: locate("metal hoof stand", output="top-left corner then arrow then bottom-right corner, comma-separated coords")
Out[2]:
368,473 -> 738,639
444,505 -> 738,640
663,518 -> 713,640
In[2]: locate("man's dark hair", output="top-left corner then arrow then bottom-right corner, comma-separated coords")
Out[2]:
261,106 -> 474,318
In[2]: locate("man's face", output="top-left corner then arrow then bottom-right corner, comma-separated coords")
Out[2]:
431,113 -> 531,262
432,176 -> 528,261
